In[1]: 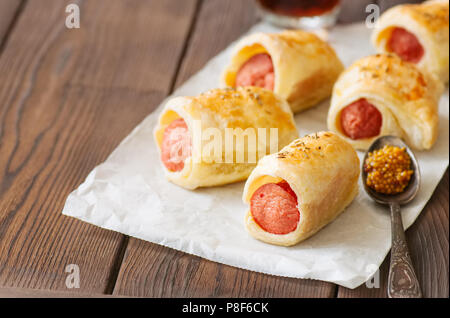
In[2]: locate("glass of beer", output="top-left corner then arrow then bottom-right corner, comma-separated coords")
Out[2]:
256,0 -> 342,29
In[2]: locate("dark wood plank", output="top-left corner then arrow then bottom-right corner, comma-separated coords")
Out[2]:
378,0 -> 423,12
338,0 -> 377,23
338,169 -> 449,298
114,239 -> 335,298
0,0 -> 22,43
0,0 -> 197,293
112,0 -> 336,298
0,286 -> 125,298
174,0 -> 259,88
338,0 -> 425,23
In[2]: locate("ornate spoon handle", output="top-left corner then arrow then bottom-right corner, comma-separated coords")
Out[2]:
388,203 -> 422,298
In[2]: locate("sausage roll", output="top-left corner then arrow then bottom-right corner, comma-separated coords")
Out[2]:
242,132 -> 359,247
222,30 -> 344,113
327,54 -> 443,151
154,87 -> 299,190
372,0 -> 449,83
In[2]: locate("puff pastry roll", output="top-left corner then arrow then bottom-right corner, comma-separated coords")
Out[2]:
222,30 -> 344,113
327,54 -> 443,151
372,0 -> 449,83
154,87 -> 299,190
242,132 -> 359,246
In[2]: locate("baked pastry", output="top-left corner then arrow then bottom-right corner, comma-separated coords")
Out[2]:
154,87 -> 299,189
372,0 -> 449,83
327,54 -> 443,151
222,30 -> 344,113
242,132 -> 359,247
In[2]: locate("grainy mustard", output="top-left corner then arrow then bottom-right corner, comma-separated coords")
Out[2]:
364,145 -> 413,194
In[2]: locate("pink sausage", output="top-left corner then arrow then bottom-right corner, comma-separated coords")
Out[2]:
161,118 -> 192,172
340,99 -> 382,140
387,27 -> 424,64
250,181 -> 299,235
235,54 -> 275,91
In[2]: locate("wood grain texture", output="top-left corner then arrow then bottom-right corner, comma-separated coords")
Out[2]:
378,0 -> 423,12
339,0 -> 376,23
174,0 -> 259,88
338,169 -> 449,298
112,0 -> 337,298
0,0 -> 197,293
0,0 -> 22,43
0,286 -> 124,298
114,238 -> 335,298
338,0 -> 425,23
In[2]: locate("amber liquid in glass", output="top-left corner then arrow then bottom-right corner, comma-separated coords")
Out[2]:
258,0 -> 341,18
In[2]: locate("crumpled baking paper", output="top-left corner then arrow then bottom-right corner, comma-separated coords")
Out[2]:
62,23 -> 449,289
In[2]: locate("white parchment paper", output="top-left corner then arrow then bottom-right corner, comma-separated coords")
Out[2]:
62,23 -> 449,289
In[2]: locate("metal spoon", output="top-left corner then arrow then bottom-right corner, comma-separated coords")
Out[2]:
362,136 -> 422,298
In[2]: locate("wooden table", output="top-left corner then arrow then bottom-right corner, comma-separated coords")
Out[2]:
0,0 -> 447,298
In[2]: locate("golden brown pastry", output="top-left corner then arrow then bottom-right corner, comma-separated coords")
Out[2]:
154,87 -> 299,190
327,54 -> 443,151
222,30 -> 344,113
372,0 -> 449,83
242,132 -> 359,247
